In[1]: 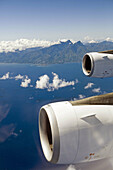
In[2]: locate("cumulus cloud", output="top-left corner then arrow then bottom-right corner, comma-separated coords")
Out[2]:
0,72 -> 75,90
50,72 -> 75,90
15,74 -> 24,80
20,76 -> 31,88
92,88 -> 101,93
0,72 -> 25,80
35,72 -> 75,91
0,72 -> 32,88
79,94 -> 85,99
36,75 -> 49,89
0,72 -> 10,80
84,82 -> 94,89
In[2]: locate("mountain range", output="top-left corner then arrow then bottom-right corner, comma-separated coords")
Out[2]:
0,40 -> 113,65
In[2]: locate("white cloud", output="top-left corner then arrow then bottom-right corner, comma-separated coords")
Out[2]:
49,72 -> 75,90
79,94 -> 85,99
92,88 -> 101,93
0,72 -> 32,88
59,39 -> 68,42
84,36 -> 113,43
35,73 -> 75,91
20,76 -> 31,88
88,40 -> 97,43
15,74 -> 24,80
36,75 -> 50,89
105,37 -> 113,42
84,82 -> 94,89
0,72 -> 25,81
0,38 -> 78,53
0,37 -> 113,53
0,72 -> 10,80
0,39 -> 61,53
84,36 -> 99,43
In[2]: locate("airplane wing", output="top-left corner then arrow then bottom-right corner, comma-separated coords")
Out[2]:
99,50 -> 113,54
38,50 -> 113,168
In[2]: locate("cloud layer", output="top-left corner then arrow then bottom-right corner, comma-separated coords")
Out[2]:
84,36 -> 113,43
1,37 -> 112,53
0,39 -> 71,53
0,39 -> 60,53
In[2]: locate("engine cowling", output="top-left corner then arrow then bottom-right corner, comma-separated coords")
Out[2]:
82,52 -> 113,77
39,101 -> 113,164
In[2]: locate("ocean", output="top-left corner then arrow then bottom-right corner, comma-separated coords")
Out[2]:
0,63 -> 113,170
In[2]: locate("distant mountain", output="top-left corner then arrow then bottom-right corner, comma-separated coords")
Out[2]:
0,40 -> 113,65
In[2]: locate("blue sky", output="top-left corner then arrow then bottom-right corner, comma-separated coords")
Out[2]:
0,0 -> 113,41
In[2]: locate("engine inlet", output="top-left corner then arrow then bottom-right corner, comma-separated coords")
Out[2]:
82,54 -> 94,76
39,105 -> 60,163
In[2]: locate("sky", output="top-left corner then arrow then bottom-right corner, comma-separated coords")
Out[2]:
0,0 -> 113,41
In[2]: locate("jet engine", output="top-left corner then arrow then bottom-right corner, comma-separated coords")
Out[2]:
82,51 -> 113,77
39,93 -> 113,164
39,50 -> 113,164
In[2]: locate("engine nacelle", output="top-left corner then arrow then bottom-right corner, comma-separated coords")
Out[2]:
82,52 -> 113,77
39,101 -> 113,164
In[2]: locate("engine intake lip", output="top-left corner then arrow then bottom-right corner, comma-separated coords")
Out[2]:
39,105 -> 60,163
82,54 -> 94,77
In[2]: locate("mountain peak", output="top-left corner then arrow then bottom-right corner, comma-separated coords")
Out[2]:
60,40 -> 72,45
76,41 -> 83,45
73,41 -> 84,47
